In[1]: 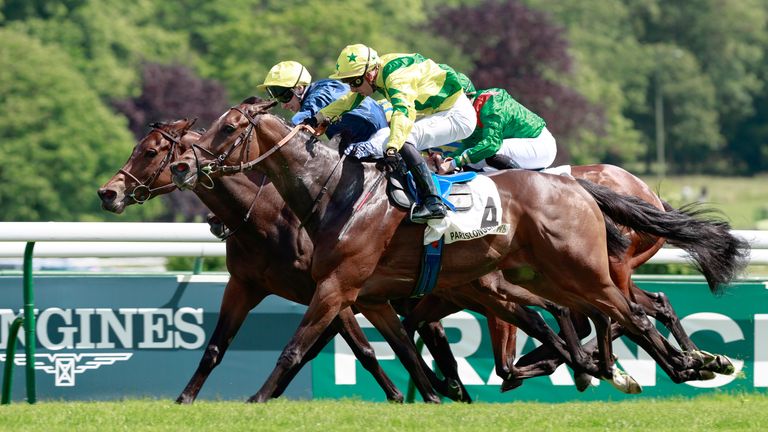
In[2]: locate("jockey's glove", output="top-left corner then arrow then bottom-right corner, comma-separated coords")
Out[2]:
382,146 -> 402,173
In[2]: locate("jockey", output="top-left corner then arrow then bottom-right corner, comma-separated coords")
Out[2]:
441,74 -> 557,173
257,60 -> 387,146
307,44 -> 477,222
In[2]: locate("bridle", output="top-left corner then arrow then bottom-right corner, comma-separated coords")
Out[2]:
190,104 -> 346,230
119,127 -> 184,204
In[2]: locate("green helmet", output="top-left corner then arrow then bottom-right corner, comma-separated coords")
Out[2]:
257,61 -> 312,90
456,72 -> 476,97
329,44 -> 380,79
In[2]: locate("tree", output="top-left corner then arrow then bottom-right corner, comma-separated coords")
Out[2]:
0,28 -> 160,221
430,0 -> 603,165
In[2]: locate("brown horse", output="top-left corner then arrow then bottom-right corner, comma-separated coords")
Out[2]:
419,159 -> 733,391
98,119 -> 408,403
170,99 -> 747,402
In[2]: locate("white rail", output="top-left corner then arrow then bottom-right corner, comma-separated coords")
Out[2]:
0,223 -> 765,264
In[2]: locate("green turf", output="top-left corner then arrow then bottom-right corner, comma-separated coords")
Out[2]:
2,394 -> 767,431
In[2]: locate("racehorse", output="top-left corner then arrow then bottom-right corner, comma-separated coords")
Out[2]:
169,98 -> 748,402
98,119 -> 624,401
98,119 -> 408,403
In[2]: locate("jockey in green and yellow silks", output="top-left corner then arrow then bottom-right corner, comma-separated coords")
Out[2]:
307,44 -> 476,222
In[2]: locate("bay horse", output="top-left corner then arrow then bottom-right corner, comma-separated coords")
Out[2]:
170,98 -> 748,402
98,119 -> 409,403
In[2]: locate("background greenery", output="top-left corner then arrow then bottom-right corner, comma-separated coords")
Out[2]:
2,0 -> 767,224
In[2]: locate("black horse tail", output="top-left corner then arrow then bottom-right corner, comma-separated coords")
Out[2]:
576,179 -> 750,295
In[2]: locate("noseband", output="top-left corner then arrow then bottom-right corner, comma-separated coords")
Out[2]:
119,128 -> 183,203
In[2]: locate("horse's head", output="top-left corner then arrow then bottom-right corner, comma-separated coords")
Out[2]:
98,118 -> 199,213
170,97 -> 278,190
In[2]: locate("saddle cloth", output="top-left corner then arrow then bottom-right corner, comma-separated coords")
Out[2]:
424,175 -> 509,245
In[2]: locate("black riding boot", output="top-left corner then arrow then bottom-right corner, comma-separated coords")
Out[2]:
485,153 -> 520,170
399,143 -> 447,222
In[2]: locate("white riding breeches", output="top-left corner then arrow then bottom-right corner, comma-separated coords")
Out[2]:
466,127 -> 557,171
360,93 -> 477,157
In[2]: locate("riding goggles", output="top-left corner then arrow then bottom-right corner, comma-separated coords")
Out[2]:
267,86 -> 295,103
341,75 -> 367,89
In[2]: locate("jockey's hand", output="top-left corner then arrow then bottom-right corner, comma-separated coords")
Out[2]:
382,147 -> 402,173
301,113 -> 329,136
438,157 -> 458,175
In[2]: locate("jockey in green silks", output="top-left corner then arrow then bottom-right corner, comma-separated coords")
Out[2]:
440,73 -> 557,173
305,44 -> 477,223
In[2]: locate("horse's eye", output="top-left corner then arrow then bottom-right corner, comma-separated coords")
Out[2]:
222,124 -> 236,134
144,149 -> 158,158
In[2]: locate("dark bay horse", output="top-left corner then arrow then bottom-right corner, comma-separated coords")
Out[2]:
98,119 -> 407,403
170,99 -> 748,402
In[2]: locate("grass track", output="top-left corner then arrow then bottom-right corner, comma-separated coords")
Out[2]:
2,394 -> 767,431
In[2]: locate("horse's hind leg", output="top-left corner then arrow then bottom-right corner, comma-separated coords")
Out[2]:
176,277 -> 266,404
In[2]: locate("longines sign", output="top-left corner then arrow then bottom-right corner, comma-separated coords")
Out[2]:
0,274 -> 309,401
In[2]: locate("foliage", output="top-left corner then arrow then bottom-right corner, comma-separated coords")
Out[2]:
430,0 -> 603,164
0,28 -> 159,221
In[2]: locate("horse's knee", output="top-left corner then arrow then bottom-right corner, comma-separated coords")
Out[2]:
200,345 -> 222,370
276,346 -> 302,370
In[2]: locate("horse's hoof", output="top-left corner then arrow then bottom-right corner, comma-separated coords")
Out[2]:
690,350 -> 716,366
607,368 -> 642,394
175,394 -> 193,405
698,370 -> 717,380
500,378 -> 523,393
246,394 -> 269,403
574,372 -> 597,392
445,378 -> 472,404
715,356 -> 736,375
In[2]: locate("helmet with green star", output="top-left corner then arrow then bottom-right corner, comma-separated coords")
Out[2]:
329,44 -> 380,80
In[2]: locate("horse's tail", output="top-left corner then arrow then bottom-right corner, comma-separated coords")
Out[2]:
576,179 -> 750,295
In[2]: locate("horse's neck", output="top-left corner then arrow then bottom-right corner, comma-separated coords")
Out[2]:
193,172 -> 277,237
255,121 -> 373,239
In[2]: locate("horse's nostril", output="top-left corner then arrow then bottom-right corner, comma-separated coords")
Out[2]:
98,189 -> 117,201
174,162 -> 190,173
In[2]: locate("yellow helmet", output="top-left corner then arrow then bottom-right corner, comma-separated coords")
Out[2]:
329,44 -> 379,80
257,61 -> 312,90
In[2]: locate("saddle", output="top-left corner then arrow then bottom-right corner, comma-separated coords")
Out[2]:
386,169 -> 477,213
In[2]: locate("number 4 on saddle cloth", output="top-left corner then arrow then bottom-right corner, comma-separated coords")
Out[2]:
386,170 -> 511,297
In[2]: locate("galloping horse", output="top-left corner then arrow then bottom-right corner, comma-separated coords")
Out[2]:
98,119 -> 407,403
170,98 -> 747,402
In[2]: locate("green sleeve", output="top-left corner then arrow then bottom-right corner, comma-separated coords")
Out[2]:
458,96 -> 509,165
319,91 -> 365,121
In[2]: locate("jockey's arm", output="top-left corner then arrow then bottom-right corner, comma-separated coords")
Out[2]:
383,75 -> 419,151
318,92 -> 365,123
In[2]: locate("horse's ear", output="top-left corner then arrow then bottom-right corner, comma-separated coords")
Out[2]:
181,118 -> 198,132
254,100 -> 278,113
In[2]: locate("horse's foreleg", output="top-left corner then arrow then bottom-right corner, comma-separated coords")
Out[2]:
336,307 -> 404,402
404,294 -> 472,403
176,277 -> 266,404
268,314 -> 347,400
356,301 -> 441,403
247,281 -> 346,403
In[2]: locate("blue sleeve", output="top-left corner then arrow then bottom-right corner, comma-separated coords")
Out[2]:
290,80 -> 349,125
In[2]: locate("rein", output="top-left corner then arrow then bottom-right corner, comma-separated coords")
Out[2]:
217,174 -> 267,241
120,128 -> 181,203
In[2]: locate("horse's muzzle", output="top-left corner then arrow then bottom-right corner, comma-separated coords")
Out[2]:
169,161 -> 197,190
